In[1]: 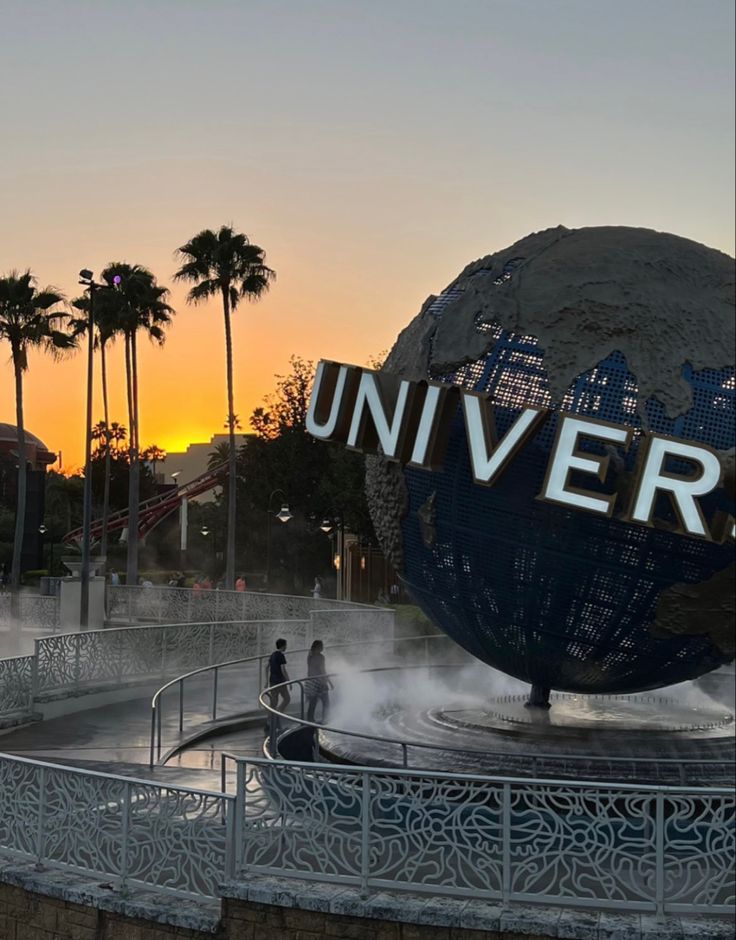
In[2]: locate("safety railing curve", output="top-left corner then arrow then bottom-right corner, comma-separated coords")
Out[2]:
258,665 -> 736,785
149,633 -> 448,766
224,751 -> 735,916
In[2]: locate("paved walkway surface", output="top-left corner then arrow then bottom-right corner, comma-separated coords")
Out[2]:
0,665 -> 269,791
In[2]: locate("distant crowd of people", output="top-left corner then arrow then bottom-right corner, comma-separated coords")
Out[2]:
103,568 -> 404,606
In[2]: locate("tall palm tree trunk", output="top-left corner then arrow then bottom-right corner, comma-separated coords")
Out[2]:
222,288 -> 237,590
124,334 -> 139,586
100,340 -> 112,561
10,351 -> 26,593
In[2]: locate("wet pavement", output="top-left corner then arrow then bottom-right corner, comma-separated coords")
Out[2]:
0,663 -> 270,791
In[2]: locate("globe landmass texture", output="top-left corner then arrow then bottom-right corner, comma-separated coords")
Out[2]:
366,226 -> 735,694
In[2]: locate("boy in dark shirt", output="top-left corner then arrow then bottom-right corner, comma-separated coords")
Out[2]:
267,638 -> 291,711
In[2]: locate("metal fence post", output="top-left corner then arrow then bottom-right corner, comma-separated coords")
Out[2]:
149,705 -> 157,767
160,625 -> 168,676
157,702 -> 162,761
35,765 -> 46,869
116,630 -> 124,684
209,622 -> 215,665
232,760 -> 245,878
179,679 -> 184,733
212,667 -> 219,721
120,780 -> 131,895
655,791 -> 665,919
74,637 -> 81,691
502,782 -> 511,906
31,638 -> 40,709
360,771 -> 371,897
224,793 -> 235,880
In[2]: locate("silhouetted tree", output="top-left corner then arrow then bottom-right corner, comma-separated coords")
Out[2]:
175,225 -> 275,589
0,271 -> 76,586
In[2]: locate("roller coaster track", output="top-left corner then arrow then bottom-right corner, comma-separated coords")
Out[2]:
62,462 -> 227,546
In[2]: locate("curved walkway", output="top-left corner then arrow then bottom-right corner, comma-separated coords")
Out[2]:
0,667 -> 265,790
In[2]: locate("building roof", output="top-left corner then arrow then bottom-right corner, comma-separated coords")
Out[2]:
0,423 -> 52,452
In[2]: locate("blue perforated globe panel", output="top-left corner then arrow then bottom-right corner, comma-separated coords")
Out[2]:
401,320 -> 735,694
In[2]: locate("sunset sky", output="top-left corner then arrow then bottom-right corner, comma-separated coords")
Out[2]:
1,0 -> 733,471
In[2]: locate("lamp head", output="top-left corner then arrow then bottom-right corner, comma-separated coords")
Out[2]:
276,505 -> 293,524
78,269 -> 94,283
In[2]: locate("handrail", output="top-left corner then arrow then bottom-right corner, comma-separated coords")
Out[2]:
1,748 -> 233,799
223,750 -> 735,796
148,633 -> 445,766
108,583 -> 383,610
44,616 -> 306,643
259,666 -> 736,778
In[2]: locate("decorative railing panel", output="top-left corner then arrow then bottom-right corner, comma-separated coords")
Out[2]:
107,585 -> 371,625
0,655 -> 34,715
0,593 -> 60,632
33,621 -> 285,695
0,754 -> 231,899
234,758 -> 735,914
309,607 -> 395,647
19,594 -> 60,631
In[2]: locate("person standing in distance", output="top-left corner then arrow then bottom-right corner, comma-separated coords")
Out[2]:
305,639 -> 332,723
268,638 -> 290,712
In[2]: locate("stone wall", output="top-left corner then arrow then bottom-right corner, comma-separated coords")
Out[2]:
0,867 -> 732,940
221,897 -> 555,939
0,882 -> 211,940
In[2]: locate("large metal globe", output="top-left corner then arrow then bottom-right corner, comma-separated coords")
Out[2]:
367,226 -> 735,694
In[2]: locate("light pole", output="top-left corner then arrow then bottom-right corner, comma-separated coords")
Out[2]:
318,517 -> 344,598
77,269 -> 119,629
265,489 -> 292,589
38,524 -> 51,575
171,471 -> 187,569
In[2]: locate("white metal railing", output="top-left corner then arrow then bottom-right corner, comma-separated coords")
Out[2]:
33,619 -> 306,698
0,593 -> 59,632
258,666 -> 736,785
0,752 -> 233,900
149,633 -> 437,766
0,592 -> 394,723
0,655 -> 35,715
229,754 -> 736,916
107,584 -> 376,625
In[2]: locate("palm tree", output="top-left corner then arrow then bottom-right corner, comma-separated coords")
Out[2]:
91,420 -> 108,458
142,444 -> 166,482
207,441 -> 232,472
71,287 -> 125,561
174,226 -> 275,589
0,271 -> 75,589
110,422 -> 127,452
100,263 -> 173,586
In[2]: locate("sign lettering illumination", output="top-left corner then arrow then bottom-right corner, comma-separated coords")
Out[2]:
306,360 -> 734,543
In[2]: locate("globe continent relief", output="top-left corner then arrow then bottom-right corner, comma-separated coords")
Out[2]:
366,226 -> 735,694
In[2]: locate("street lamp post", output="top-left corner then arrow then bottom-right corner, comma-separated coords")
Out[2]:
265,489 -> 292,589
171,471 -> 187,569
38,524 -> 51,575
77,270 -> 119,629
77,270 -> 96,630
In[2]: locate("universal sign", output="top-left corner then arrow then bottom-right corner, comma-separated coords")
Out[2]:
306,360 -> 735,543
